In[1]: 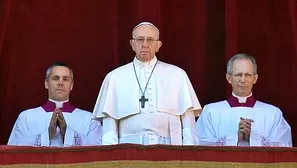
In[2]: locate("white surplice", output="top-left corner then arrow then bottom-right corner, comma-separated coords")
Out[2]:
93,57 -> 201,145
8,107 -> 102,147
196,100 -> 292,147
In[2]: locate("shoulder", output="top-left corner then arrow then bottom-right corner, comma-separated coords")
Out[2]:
255,101 -> 278,108
255,101 -> 283,115
72,108 -> 93,117
110,62 -> 132,75
204,100 -> 229,109
18,106 -> 44,118
158,61 -> 185,72
201,100 -> 230,115
103,62 -> 132,80
200,100 -> 228,116
157,61 -> 189,78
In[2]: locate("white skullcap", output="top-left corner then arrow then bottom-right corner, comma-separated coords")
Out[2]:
132,21 -> 160,38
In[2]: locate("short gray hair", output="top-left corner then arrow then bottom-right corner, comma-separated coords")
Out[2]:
132,22 -> 160,39
227,53 -> 257,74
45,62 -> 74,80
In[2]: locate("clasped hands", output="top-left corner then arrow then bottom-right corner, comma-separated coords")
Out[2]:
48,108 -> 67,140
238,117 -> 254,143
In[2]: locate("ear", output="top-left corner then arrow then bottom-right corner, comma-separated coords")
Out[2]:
155,41 -> 162,52
130,39 -> 135,51
70,81 -> 74,91
226,73 -> 232,84
45,79 -> 49,89
253,74 -> 258,84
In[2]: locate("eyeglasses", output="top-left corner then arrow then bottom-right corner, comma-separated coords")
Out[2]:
133,37 -> 158,45
230,73 -> 255,80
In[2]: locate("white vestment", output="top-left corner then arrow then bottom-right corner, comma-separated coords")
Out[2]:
93,57 -> 201,145
196,100 -> 292,147
8,107 -> 102,147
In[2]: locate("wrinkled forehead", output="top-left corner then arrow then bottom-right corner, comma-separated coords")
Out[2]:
132,22 -> 159,38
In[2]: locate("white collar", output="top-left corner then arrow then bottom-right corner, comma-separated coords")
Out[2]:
49,99 -> 69,108
232,92 -> 252,103
133,56 -> 158,68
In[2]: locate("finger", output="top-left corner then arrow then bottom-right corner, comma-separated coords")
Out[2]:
244,120 -> 252,126
239,128 -> 250,135
240,117 -> 254,123
239,125 -> 247,130
239,124 -> 251,130
241,121 -> 251,127
56,117 -> 62,123
238,119 -> 246,126
239,117 -> 249,125
240,117 -> 246,120
239,123 -> 251,129
239,120 -> 251,128
57,112 -> 66,125
55,108 -> 62,114
246,118 -> 254,123
241,119 -> 253,125
50,111 -> 59,124
58,110 -> 65,121
243,129 -> 250,136
54,109 -> 61,118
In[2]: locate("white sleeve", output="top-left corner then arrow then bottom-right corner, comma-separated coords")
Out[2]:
63,119 -> 102,146
196,106 -> 239,146
181,109 -> 199,145
7,115 -> 50,146
196,106 -> 218,146
269,113 -> 292,147
250,108 -> 292,147
102,117 -> 119,145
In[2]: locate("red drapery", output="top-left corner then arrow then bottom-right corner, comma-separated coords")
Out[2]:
1,144 -> 297,167
0,0 -> 296,145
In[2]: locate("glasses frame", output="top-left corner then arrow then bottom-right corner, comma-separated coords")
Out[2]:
229,72 -> 256,80
133,37 -> 159,45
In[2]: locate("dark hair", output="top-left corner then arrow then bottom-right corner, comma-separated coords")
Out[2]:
45,62 -> 74,80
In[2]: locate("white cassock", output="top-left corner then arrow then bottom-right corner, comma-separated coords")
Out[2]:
197,100 -> 292,147
8,101 -> 102,147
93,57 -> 201,145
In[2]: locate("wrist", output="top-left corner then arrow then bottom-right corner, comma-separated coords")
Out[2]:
237,140 -> 250,146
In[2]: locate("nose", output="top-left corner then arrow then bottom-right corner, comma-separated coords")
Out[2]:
58,79 -> 64,86
239,75 -> 246,83
142,40 -> 149,47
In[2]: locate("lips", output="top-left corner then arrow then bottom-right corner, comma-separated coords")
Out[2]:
55,89 -> 65,92
238,86 -> 248,89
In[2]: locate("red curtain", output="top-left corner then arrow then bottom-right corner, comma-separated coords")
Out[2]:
0,0 -> 296,145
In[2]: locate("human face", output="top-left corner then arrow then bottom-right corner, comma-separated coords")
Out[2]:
45,66 -> 73,101
130,25 -> 162,62
226,59 -> 258,97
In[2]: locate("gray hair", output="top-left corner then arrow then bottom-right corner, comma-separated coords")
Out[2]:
227,53 -> 257,74
132,22 -> 160,39
45,62 -> 74,80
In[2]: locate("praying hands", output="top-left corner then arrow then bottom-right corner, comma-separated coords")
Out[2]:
238,117 -> 254,143
48,108 -> 67,140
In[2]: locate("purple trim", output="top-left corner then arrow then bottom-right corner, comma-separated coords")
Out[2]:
227,95 -> 256,107
41,101 -> 76,112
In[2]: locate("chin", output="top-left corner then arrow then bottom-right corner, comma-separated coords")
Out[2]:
139,55 -> 152,62
53,97 -> 68,102
239,92 -> 251,97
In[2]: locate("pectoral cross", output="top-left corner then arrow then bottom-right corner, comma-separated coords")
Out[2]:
139,95 -> 148,108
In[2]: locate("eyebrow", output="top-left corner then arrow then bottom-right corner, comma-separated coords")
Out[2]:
233,72 -> 253,74
51,75 -> 71,78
